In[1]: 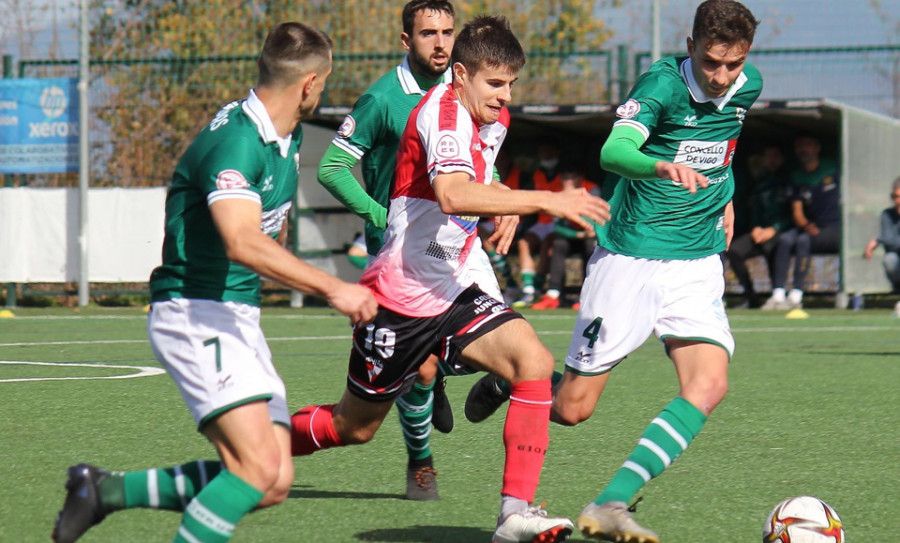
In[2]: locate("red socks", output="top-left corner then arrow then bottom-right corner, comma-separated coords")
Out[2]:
501,379 -> 551,502
290,404 -> 344,456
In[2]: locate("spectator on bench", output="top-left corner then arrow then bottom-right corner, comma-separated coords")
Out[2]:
726,145 -> 791,308
863,176 -> 900,294
531,171 -> 598,310
762,133 -> 840,310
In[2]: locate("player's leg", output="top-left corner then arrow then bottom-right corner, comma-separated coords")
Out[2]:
291,307 -> 430,458
448,298 -> 572,542
397,355 -> 440,500
550,370 -> 609,425
53,299 -> 293,543
169,401 -> 284,543
291,387 -> 394,455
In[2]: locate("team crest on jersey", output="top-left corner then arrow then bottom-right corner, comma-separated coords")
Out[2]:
216,169 -> 249,190
436,134 -> 461,159
365,357 -> 384,382
293,152 -> 300,174
615,98 -> 641,119
337,115 -> 356,138
735,107 -> 747,124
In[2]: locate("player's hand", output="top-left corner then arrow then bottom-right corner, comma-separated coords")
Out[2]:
655,162 -> 708,193
488,214 -> 519,255
546,188 -> 610,231
328,282 -> 378,325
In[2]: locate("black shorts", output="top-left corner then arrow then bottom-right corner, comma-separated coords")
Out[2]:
346,285 -> 521,402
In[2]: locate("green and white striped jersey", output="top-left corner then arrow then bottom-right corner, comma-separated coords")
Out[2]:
601,56 -> 762,260
150,91 -> 303,306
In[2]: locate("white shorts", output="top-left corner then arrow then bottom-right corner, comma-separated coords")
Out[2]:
148,298 -> 289,429
565,248 -> 733,375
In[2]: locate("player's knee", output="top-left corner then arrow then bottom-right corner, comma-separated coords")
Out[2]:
551,392 -> 594,426
236,449 -> 283,495
257,464 -> 294,508
683,376 -> 728,415
509,342 -> 554,382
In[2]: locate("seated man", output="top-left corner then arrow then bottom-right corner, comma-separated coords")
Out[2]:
762,133 -> 840,310
725,144 -> 790,308
532,171 -> 599,310
864,176 -> 900,294
508,137 -> 565,307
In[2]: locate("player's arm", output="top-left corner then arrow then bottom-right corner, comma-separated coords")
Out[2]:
209,197 -> 376,324
432,172 -> 609,233
724,200 -> 735,248
601,123 -> 709,194
317,144 -> 387,229
791,200 -> 818,235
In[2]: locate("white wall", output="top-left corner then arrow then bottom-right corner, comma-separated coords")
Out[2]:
0,187 -> 166,282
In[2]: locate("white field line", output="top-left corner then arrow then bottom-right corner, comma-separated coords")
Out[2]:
0,326 -> 894,349
0,360 -> 166,383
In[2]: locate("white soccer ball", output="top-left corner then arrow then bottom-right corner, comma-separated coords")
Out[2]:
763,496 -> 844,543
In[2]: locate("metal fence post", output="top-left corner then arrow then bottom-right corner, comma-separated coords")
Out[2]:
3,54 -> 17,307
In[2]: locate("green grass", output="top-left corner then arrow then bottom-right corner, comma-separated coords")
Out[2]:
1,306 -> 897,542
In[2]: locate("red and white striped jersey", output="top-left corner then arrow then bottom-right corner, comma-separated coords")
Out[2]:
360,83 -> 509,317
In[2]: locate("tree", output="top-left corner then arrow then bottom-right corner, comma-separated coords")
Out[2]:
87,0 -> 613,186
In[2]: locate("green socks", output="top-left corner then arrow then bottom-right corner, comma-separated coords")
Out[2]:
99,460 -> 223,512
396,380 -> 435,462
173,469 -> 263,543
594,396 -> 707,505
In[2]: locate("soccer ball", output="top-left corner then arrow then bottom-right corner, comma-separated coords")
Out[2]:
763,496 -> 844,542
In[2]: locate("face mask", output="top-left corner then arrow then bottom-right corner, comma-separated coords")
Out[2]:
539,158 -> 559,170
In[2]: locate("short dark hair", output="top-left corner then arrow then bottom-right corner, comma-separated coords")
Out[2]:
452,15 -> 525,76
257,22 -> 333,88
402,0 -> 455,35
692,0 -> 759,49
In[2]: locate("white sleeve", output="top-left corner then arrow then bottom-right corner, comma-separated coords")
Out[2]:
417,100 -> 476,183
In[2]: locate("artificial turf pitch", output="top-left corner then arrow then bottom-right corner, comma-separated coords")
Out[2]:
1,306 -> 896,542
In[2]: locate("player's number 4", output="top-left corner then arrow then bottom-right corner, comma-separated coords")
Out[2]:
581,318 -> 603,349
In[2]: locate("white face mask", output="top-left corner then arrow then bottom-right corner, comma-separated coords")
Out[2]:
539,158 -> 559,170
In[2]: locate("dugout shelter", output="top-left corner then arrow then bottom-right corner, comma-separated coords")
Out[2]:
297,99 -> 900,305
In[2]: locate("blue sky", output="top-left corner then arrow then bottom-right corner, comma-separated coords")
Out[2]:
596,0 -> 898,50
4,1 -> 899,115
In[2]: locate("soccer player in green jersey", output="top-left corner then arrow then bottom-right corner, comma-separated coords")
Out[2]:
466,1 -> 762,541
311,0 -> 467,501
51,23 -> 377,543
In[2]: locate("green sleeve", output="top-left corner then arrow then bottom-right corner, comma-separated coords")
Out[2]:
599,124 -> 659,180
317,143 -> 387,230
554,221 -> 581,239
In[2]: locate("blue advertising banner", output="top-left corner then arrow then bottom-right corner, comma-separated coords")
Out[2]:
0,78 -> 79,174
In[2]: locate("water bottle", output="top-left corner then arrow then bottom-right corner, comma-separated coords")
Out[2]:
852,291 -> 864,311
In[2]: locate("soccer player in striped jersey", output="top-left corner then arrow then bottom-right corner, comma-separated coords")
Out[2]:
291,15 -> 610,543
51,23 -> 377,543
311,0 -> 504,501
